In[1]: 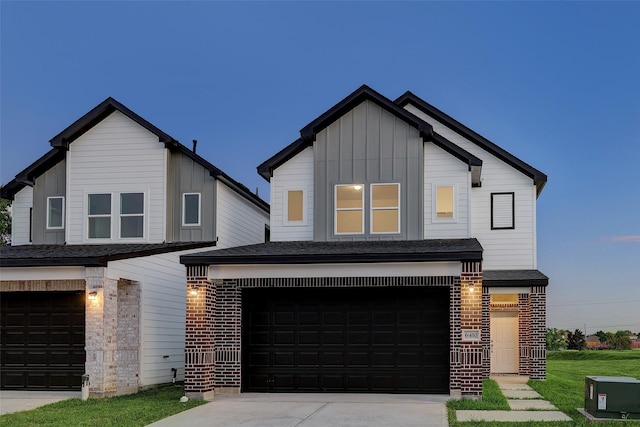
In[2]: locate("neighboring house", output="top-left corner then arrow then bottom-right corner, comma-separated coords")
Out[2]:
0,98 -> 269,397
179,85 -> 549,399
586,335 -> 605,349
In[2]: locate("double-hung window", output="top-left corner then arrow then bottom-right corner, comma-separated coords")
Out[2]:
285,189 -> 305,225
120,193 -> 144,238
335,184 -> 364,234
46,196 -> 64,229
371,184 -> 400,234
88,194 -> 112,238
183,193 -> 201,226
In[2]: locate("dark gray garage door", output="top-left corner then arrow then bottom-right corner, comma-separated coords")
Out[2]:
242,286 -> 449,393
1,291 -> 85,390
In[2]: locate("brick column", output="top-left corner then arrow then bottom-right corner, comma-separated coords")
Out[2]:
530,286 -> 546,379
214,279 -> 241,393
518,293 -> 531,376
116,280 -> 140,394
184,266 -> 215,400
458,261 -> 483,398
85,267 -> 118,398
481,286 -> 491,379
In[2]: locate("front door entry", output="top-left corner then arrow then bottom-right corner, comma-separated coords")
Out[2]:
490,311 -> 519,374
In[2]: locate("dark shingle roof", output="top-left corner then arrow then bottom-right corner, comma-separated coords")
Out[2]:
483,269 -> 549,286
0,242 -> 216,267
180,239 -> 483,265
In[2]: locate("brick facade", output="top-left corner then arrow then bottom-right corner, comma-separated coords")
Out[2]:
116,280 -> 140,394
530,286 -> 546,379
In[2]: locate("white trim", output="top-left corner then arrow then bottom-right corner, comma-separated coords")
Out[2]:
432,184 -> 457,223
209,261 -> 461,279
0,266 -> 86,281
370,183 -> 400,234
283,188 -> 307,226
46,196 -> 65,230
182,192 -> 201,226
334,184 -> 364,235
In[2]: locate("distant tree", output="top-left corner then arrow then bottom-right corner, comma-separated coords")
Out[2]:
0,197 -> 10,246
546,327 -> 567,351
567,329 -> 586,350
595,330 -> 608,342
608,330 -> 632,350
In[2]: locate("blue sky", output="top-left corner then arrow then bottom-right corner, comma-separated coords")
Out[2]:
1,1 -> 638,333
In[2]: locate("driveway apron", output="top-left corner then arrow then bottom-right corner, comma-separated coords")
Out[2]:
146,393 -> 449,427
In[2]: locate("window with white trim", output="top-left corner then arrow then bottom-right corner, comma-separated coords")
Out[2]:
88,193 -> 112,239
120,193 -> 144,238
491,192 -> 514,229
183,193 -> 201,226
370,183 -> 400,234
434,185 -> 455,221
47,196 -> 64,229
335,184 -> 364,234
285,189 -> 305,225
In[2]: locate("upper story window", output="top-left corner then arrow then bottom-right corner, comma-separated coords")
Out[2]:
335,184 -> 364,234
46,196 -> 64,229
491,192 -> 515,229
120,193 -> 144,238
183,193 -> 201,226
88,193 -> 112,238
285,189 -> 305,225
434,185 -> 455,222
371,184 -> 400,234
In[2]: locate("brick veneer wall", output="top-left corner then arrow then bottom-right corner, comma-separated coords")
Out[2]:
481,287 -> 491,379
530,286 -> 546,379
117,280 -> 140,394
184,268 -> 215,400
518,293 -> 531,376
456,261 -> 483,398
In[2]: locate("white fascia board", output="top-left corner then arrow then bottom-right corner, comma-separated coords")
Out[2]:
488,286 -> 531,295
209,261 -> 461,280
0,266 -> 86,281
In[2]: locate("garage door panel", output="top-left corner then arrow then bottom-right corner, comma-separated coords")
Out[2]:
242,287 -> 449,393
1,292 -> 85,390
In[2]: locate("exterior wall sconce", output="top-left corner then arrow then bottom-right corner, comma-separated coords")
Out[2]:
189,284 -> 199,296
88,291 -> 98,301
469,284 -> 475,293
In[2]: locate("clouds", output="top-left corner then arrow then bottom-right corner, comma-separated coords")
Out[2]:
605,235 -> 640,243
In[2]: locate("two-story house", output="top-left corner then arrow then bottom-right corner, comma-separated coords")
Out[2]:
180,85 -> 548,400
0,98 -> 269,397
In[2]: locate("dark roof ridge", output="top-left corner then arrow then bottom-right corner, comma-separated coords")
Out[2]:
395,91 -> 547,196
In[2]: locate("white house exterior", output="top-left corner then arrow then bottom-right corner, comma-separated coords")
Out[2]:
180,85 -> 548,400
0,98 -> 269,397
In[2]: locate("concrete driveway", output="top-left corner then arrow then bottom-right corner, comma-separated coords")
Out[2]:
0,390 -> 81,415
146,393 -> 449,427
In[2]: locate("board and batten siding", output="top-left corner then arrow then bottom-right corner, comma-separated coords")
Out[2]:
66,111 -> 167,244
270,147 -> 314,241
424,141 -> 470,239
314,100 -> 424,241
32,159 -> 66,245
107,247 -> 214,386
215,181 -> 269,249
404,104 -> 537,269
10,186 -> 33,246
166,151 -> 216,242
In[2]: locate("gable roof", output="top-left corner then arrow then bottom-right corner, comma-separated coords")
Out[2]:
49,97 -> 178,149
258,85 -> 482,183
2,97 -> 269,212
395,91 -> 547,196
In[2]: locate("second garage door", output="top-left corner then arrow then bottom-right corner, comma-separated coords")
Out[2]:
242,286 -> 449,393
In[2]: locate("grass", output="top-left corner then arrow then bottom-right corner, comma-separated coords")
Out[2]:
448,350 -> 640,426
0,385 -> 206,427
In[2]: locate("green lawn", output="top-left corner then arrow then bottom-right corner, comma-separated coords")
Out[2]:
448,350 -> 640,426
0,385 -> 206,427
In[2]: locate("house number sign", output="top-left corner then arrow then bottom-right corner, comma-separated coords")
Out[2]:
461,329 -> 481,342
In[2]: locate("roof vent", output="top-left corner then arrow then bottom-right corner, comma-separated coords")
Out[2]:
192,139 -> 197,154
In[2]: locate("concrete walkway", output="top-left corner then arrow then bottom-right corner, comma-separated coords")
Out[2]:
456,376 -> 572,422
0,390 -> 80,415
147,393 -> 449,427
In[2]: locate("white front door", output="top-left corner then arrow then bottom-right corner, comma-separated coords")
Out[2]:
490,311 -> 519,373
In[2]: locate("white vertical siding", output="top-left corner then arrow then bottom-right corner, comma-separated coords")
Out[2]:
215,181 -> 269,249
66,111 -> 166,244
424,141 -> 470,239
10,186 -> 33,246
270,147 -> 314,241
405,104 -> 537,269
106,247 -> 213,386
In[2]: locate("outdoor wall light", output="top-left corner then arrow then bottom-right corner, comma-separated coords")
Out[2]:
353,184 -> 362,190
88,291 -> 98,301
189,284 -> 199,296
468,284 -> 475,293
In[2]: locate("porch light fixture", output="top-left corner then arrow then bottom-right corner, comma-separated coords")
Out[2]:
353,184 -> 362,190
469,284 -> 475,293
189,284 -> 199,296
88,291 -> 98,301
